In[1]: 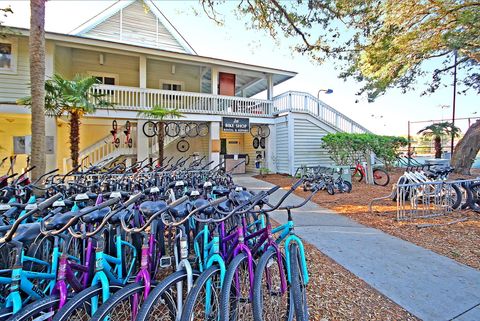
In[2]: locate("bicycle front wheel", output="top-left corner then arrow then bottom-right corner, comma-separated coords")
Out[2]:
289,243 -> 308,321
220,252 -> 255,321
52,284 -> 122,321
373,168 -> 390,186
252,248 -> 293,321
180,266 -> 222,321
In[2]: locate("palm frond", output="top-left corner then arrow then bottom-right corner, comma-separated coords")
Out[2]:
138,105 -> 184,121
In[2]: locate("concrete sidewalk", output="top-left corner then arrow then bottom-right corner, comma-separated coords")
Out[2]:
235,175 -> 480,321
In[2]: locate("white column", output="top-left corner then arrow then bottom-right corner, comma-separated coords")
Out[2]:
266,74 -> 274,100
266,124 -> 276,173
45,117 -> 57,172
45,42 -> 56,171
139,55 -> 147,88
287,113 -> 295,175
209,121 -> 220,169
136,120 -> 149,163
211,67 -> 218,95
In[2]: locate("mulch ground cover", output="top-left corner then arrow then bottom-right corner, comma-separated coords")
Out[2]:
254,168 -> 480,320
256,168 -> 480,271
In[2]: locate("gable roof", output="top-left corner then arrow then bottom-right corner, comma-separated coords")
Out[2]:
69,0 -> 196,54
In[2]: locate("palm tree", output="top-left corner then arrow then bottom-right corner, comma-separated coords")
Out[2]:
417,122 -> 461,158
29,0 -> 46,181
19,74 -> 113,168
138,106 -> 183,166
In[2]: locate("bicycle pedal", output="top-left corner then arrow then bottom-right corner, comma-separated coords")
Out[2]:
160,256 -> 172,268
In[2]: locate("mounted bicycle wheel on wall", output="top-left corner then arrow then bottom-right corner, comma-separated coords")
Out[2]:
253,137 -> 260,149
177,139 -> 190,152
185,122 -> 198,137
165,122 -> 180,137
259,125 -> 270,138
142,121 -> 157,138
197,123 -> 209,137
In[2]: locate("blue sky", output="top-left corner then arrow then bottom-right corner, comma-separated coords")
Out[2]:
1,0 -> 478,135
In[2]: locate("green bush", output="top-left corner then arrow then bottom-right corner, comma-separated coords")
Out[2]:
322,133 -> 407,168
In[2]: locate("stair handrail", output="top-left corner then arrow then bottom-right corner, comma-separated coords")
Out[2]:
272,91 -> 370,133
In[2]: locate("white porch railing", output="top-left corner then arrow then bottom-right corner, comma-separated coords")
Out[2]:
92,85 -> 273,117
273,91 -> 370,133
62,125 -> 137,172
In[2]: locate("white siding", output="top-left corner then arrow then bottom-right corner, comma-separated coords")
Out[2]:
293,117 -> 334,169
82,0 -> 187,53
275,121 -> 289,174
0,37 -> 29,103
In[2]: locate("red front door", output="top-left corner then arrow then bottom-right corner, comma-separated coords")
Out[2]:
219,72 -> 235,96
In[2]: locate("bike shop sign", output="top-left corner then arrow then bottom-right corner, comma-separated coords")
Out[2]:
222,117 -> 250,133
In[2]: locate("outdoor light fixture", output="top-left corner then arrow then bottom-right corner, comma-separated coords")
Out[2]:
171,64 -> 176,74
99,53 -> 104,65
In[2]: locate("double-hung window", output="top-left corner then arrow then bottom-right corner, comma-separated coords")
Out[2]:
0,38 -> 17,74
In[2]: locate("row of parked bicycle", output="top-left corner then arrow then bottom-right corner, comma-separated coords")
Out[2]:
0,157 -> 313,321
391,163 -> 480,212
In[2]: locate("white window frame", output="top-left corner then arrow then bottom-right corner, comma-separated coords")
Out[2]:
87,71 -> 119,86
159,79 -> 184,91
0,38 -> 18,74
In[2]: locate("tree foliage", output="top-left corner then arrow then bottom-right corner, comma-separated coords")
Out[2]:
0,6 -> 13,38
322,133 -> 407,168
200,0 -> 480,101
417,121 -> 461,158
19,74 -> 114,168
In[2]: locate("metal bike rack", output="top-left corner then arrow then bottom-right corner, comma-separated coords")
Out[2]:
396,179 -> 478,221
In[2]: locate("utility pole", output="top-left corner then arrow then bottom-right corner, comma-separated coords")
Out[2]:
450,50 -> 457,157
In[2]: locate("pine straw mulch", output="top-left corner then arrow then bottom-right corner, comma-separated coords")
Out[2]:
255,168 -> 480,271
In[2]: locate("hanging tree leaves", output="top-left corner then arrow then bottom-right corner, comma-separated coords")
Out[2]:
200,0 -> 480,101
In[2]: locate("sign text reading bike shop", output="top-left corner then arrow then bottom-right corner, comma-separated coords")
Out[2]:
222,117 -> 250,133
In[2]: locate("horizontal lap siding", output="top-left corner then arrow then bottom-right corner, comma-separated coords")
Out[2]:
70,48 -> 139,87
54,46 -> 72,78
162,135 -> 209,162
0,37 -> 29,103
83,1 -> 187,53
275,121 -> 289,174
293,118 -> 333,168
146,60 -> 200,92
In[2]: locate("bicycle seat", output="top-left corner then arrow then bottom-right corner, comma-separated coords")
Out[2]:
12,223 -> 41,243
82,207 -> 111,224
108,209 -> 131,224
139,200 -> 168,217
193,199 -> 214,216
169,202 -> 192,218
44,211 -> 79,231
212,187 -> 229,197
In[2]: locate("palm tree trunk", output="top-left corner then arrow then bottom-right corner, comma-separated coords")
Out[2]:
70,111 -> 81,168
29,0 -> 46,181
157,122 -> 165,166
434,136 -> 442,158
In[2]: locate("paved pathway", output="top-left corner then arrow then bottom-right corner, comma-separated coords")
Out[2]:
234,175 -> 480,321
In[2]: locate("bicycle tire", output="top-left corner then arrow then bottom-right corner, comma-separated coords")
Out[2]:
164,122 -> 180,137
125,120 -> 131,132
373,168 -> 390,186
197,123 -> 209,137
327,184 -> 335,195
114,137 -> 120,148
127,137 -> 133,148
52,283 -> 122,321
112,120 -> 118,131
219,252 -> 254,321
252,248 -> 293,321
352,167 -> 364,182
136,269 -> 201,321
252,137 -> 260,149
250,125 -> 260,138
449,183 -> 463,210
467,182 -> 480,212
180,265 -> 222,321
6,294 -> 72,321
289,243 -> 308,321
259,125 -> 270,138
142,121 -> 157,138
340,181 -> 352,193
91,282 -> 155,321
185,123 -> 198,137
